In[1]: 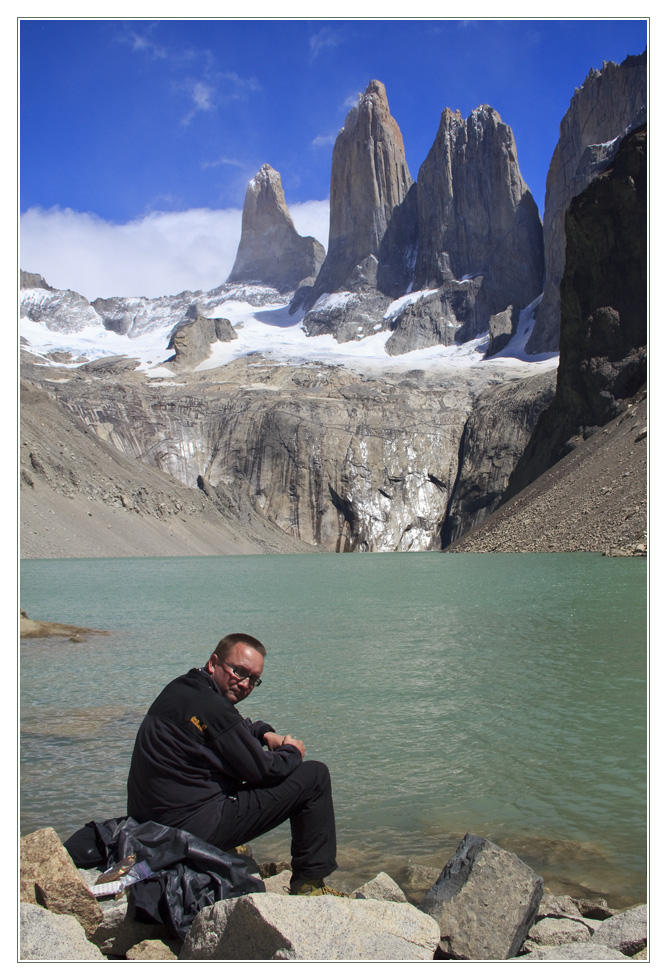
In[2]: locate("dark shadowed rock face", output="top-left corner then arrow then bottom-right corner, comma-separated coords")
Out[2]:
504,125 -> 646,501
304,80 -> 413,330
442,370 -> 557,547
408,105 -> 544,347
227,164 -> 325,293
527,50 -> 647,354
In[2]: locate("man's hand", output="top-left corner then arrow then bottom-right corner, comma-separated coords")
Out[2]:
282,735 -> 306,759
264,731 -> 305,759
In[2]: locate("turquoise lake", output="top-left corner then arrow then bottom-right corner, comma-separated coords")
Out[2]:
19,552 -> 647,906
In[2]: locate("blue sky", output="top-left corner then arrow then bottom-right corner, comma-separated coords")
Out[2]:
19,17 -> 648,299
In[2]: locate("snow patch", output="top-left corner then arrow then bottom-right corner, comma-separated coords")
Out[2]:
383,289 -> 439,321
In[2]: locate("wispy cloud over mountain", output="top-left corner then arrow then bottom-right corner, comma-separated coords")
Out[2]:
20,201 -> 330,300
309,26 -> 343,60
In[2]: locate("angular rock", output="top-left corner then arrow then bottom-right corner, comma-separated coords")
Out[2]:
528,50 -> 647,354
394,863 -> 441,905
384,285 -> 476,355
520,942 -> 628,961
166,307 -> 237,370
410,105 -> 544,346
261,869 -> 292,895
505,125 -> 646,502
20,903 -> 105,960
537,893 -> 588,919
180,893 -> 439,960
354,872 -> 407,903
304,80 -> 413,331
593,904 -> 647,955
126,939 -> 179,960
527,915 -> 593,946
77,867 -> 172,956
228,163 -> 325,293
571,896 -> 617,920
419,833 -> 543,960
20,827 -> 103,938
443,370 -> 557,547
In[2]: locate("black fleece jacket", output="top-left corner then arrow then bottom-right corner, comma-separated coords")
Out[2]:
127,668 -> 302,842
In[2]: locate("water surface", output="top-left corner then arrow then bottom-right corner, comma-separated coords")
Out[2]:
20,552 -> 647,906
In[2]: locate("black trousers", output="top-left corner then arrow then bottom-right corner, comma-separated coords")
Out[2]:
210,760 -> 337,882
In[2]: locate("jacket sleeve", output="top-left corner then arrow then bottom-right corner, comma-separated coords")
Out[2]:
212,716 -> 302,787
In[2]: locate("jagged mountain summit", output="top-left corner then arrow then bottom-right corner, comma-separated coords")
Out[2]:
227,163 -> 325,293
302,81 -> 544,358
527,50 -> 647,354
304,80 -> 414,316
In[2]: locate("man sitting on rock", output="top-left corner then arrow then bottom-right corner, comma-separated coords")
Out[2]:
127,632 -> 343,896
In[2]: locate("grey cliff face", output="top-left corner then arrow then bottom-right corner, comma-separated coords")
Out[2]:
303,80 -> 414,335
505,124 -> 646,500
399,105 -> 544,349
527,50 -> 647,354
227,164 -> 325,293
303,90 -> 544,357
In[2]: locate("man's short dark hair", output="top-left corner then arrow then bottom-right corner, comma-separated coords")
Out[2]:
212,633 -> 267,661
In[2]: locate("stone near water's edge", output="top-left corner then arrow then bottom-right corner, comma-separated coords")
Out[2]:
520,942 -> 629,961
354,871 -> 408,903
20,903 -> 105,960
593,904 -> 647,956
526,915 -> 594,947
20,827 -> 103,937
77,867 -> 173,956
419,833 -> 543,960
179,893 -> 440,961
125,939 -> 179,960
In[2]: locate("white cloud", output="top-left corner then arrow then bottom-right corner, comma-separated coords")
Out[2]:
20,207 -> 243,300
289,200 -> 330,252
312,133 -> 337,148
309,27 -> 343,60
20,201 -> 330,300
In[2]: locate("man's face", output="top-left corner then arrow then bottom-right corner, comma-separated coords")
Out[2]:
208,642 -> 264,704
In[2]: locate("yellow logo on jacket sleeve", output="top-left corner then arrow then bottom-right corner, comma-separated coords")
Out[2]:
190,715 -> 207,732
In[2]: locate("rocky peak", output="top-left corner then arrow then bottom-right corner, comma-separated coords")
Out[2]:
380,102 -> 544,352
304,80 -> 414,312
227,163 -> 325,293
527,50 -> 647,354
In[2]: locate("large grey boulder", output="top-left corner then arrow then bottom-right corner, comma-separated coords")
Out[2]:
526,915 -> 593,947
520,942 -> 628,961
527,50 -> 646,354
354,871 -> 408,903
180,893 -> 440,960
228,163 -> 325,293
20,904 -> 105,960
20,827 -> 103,938
593,904 -> 647,956
419,834 -> 543,960
166,308 -> 237,370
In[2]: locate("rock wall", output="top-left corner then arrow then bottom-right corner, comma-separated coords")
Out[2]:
443,370 -> 557,546
505,124 -> 647,501
227,164 -> 325,293
304,80 -> 413,320
408,106 -> 544,345
52,362 -> 476,553
527,51 -> 647,354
